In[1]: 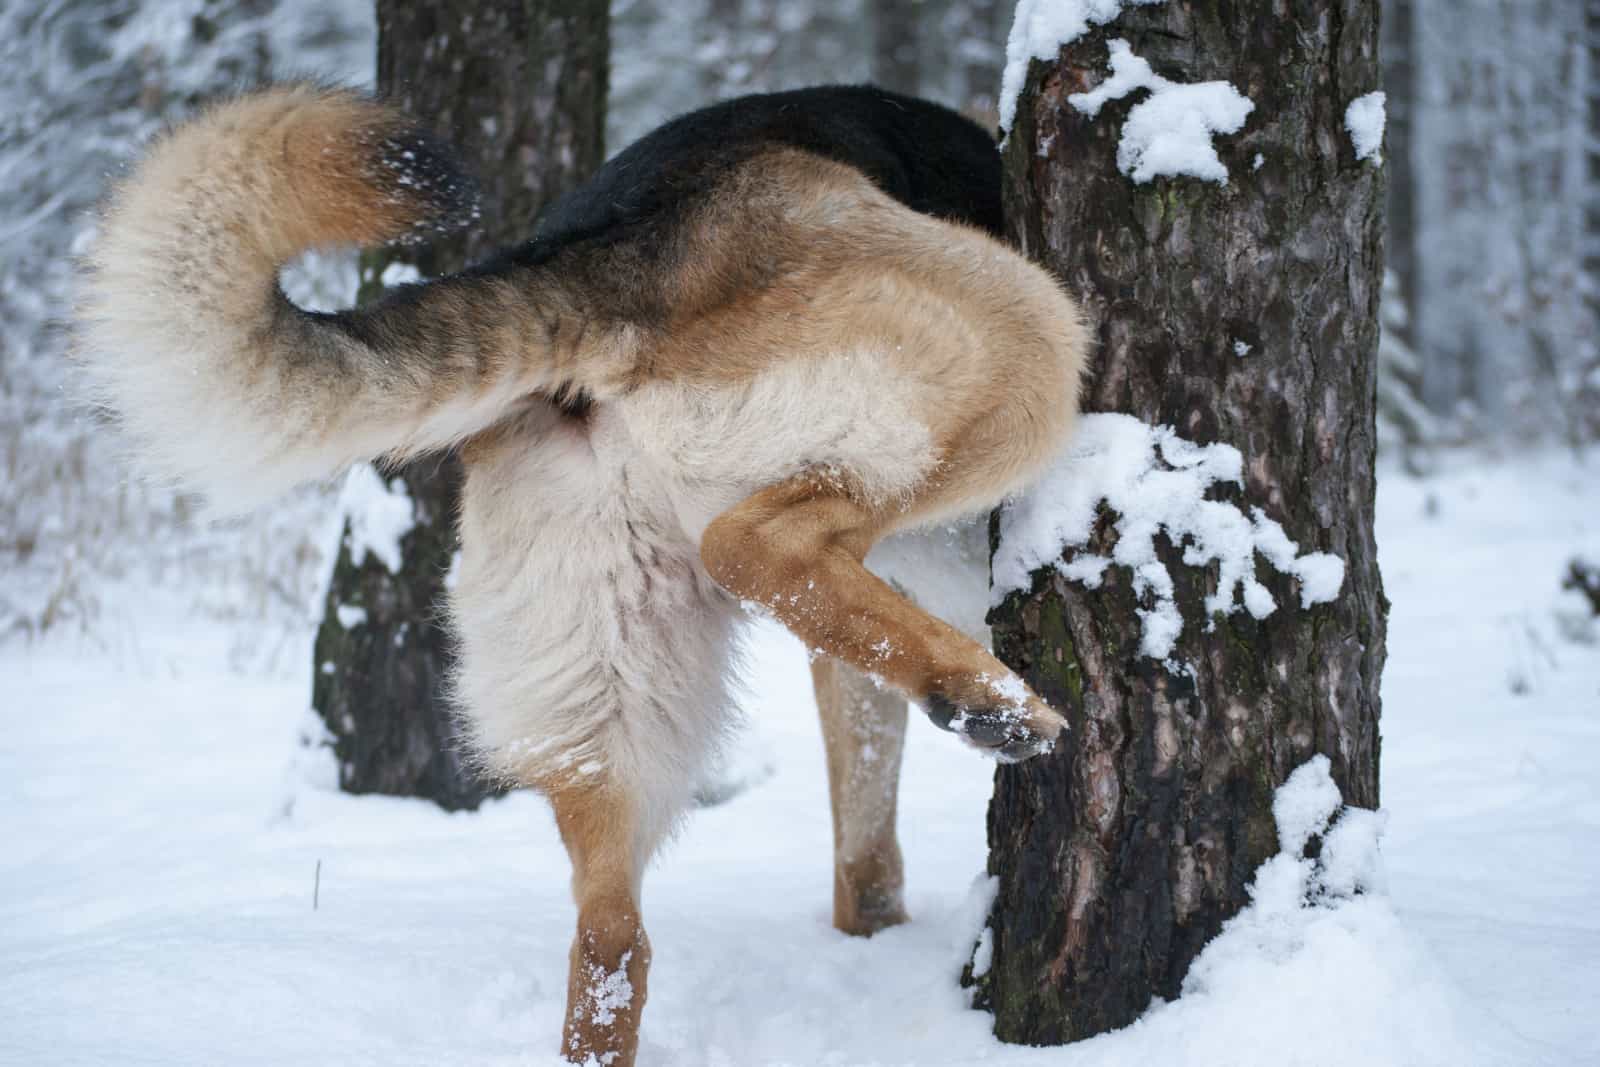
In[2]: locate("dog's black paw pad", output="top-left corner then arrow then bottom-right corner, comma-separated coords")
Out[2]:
922,692 -> 1060,763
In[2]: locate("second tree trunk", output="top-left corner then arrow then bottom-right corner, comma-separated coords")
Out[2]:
312,0 -> 610,811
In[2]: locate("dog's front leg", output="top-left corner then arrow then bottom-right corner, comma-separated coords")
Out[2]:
546,777 -> 651,1066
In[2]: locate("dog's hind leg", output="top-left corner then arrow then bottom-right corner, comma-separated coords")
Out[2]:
812,655 -> 910,936
702,476 -> 1064,762
544,777 -> 652,1067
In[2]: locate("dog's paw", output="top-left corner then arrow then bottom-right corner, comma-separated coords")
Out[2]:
922,681 -> 1065,763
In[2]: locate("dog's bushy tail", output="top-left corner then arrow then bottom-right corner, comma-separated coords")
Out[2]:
75,85 -> 550,510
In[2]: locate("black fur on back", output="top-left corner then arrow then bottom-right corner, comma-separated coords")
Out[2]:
491,85 -> 1002,273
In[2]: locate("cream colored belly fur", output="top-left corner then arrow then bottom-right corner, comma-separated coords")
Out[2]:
452,350 -> 991,840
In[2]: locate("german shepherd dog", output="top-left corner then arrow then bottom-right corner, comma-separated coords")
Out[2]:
76,84 -> 1085,1064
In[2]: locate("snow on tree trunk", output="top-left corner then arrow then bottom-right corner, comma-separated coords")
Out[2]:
312,0 -> 609,812
975,0 -> 1388,1043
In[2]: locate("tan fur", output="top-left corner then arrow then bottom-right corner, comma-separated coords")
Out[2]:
700,477 -> 1066,753
812,655 -> 910,936
543,777 -> 651,1067
268,93 -> 421,250
77,89 -> 1089,1066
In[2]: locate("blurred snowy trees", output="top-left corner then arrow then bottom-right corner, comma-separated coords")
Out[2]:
0,0 -> 1593,644
0,0 -> 373,642
1390,0 -> 1593,445
609,0 -> 1004,148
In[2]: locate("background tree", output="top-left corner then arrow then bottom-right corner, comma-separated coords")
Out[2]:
871,0 -> 921,95
1382,0 -> 1416,352
1409,0 -> 1590,436
1374,0 -> 1434,461
1583,0 -> 1600,441
867,0 -> 1004,115
312,0 -> 609,810
975,0 -> 1387,1042
942,0 -> 1003,117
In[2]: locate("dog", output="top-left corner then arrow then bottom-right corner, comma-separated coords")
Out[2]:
75,83 -> 1086,1065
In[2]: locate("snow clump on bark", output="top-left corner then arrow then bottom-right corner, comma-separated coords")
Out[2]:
1345,91 -> 1387,163
992,413 -> 1346,660
999,0 -> 1165,133
1067,38 -> 1254,184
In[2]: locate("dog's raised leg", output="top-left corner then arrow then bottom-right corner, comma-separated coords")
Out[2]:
812,654 -> 910,936
545,778 -> 651,1066
701,477 -> 1064,762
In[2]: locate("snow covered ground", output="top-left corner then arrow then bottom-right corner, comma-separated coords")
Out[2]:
2,448 -> 1596,1066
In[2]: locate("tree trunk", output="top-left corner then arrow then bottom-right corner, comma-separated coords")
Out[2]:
1582,0 -> 1600,441
977,0 -> 1387,1043
312,0 -> 609,811
936,0 -> 1004,120
1590,0 -> 1600,303
958,0 -> 1003,116
1382,0 -> 1417,350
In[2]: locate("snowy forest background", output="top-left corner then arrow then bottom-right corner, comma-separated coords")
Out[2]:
0,0 -> 1594,640
0,2 -> 1596,1065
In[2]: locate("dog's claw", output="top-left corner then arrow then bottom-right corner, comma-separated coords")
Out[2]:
923,692 -> 1063,762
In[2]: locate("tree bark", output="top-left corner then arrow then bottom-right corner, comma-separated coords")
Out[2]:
312,0 -> 609,811
977,0 -> 1387,1043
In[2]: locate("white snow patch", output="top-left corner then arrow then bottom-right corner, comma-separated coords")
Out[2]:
1060,553 -> 1112,587
340,466 -> 415,573
970,926 -> 994,979
585,951 -> 634,1028
985,672 -> 1031,709
1068,39 -> 1255,184
1077,756 -> 1485,1066
1250,509 -> 1347,608
1319,805 -> 1389,898
1273,755 -> 1345,856
992,413 -> 1345,659
999,0 -> 1164,134
954,872 -> 1000,981
1233,339 -> 1253,357
378,261 -> 424,287
334,604 -> 366,629
1345,91 -> 1387,163
3,448 -> 1590,1065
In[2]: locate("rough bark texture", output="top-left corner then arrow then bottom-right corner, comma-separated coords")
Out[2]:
977,1 -> 1388,1043
311,0 -> 608,811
